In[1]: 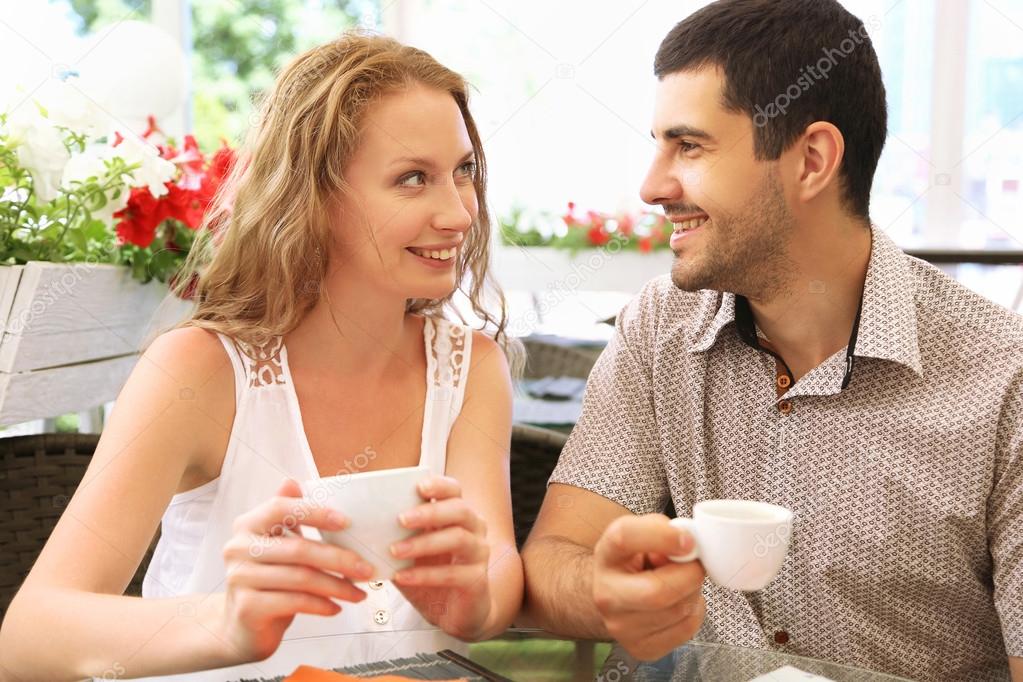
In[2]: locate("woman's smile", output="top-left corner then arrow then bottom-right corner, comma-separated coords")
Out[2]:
406,244 -> 457,268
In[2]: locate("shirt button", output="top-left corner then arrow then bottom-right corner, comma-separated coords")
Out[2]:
778,399 -> 793,415
373,609 -> 390,625
777,374 -> 791,389
368,580 -> 385,590
774,630 -> 790,645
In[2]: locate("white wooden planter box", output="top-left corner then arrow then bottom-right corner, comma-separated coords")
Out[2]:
0,262 -> 193,426
491,245 -> 674,294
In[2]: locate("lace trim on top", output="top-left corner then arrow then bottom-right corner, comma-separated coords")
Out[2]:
234,318 -> 467,391
426,318 -> 467,393
234,337 -> 286,388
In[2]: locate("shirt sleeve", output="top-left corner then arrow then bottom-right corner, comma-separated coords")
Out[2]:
991,369 -> 1023,658
548,281 -> 669,515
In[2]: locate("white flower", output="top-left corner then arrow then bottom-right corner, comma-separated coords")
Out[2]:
33,78 -> 112,138
6,105 -> 70,203
110,133 -> 175,198
1,187 -> 28,204
4,80 -> 175,211
60,144 -> 107,187
60,144 -> 130,224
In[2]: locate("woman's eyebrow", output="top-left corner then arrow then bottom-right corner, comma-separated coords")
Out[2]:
389,150 -> 476,168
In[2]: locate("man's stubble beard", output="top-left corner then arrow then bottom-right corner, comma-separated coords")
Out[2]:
670,170 -> 795,299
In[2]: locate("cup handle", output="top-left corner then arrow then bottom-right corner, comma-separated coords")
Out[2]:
667,517 -> 699,563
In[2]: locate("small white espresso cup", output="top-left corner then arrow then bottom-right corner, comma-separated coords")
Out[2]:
301,466 -> 430,581
668,499 -> 793,591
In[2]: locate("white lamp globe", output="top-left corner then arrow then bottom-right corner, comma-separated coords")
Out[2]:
77,20 -> 186,125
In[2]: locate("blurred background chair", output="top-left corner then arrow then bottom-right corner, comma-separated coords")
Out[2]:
509,424 -> 568,548
0,434 -> 157,614
521,338 -> 600,380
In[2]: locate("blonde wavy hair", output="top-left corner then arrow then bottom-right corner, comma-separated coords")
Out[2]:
175,32 -> 521,373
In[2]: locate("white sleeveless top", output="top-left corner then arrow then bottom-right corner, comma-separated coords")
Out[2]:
137,316 -> 471,681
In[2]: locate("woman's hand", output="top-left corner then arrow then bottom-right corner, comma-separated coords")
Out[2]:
391,475 -> 493,640
213,478 -> 375,662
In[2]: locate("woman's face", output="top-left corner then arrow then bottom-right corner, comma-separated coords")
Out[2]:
330,84 -> 478,302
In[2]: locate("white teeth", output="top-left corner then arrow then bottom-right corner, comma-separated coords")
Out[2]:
412,247 -> 456,260
672,217 -> 708,232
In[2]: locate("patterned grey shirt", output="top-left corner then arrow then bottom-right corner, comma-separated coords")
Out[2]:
550,227 -> 1023,681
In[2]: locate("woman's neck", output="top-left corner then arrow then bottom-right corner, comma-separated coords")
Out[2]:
286,273 -> 414,380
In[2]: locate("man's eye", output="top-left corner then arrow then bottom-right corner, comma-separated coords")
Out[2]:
399,172 -> 426,187
680,142 -> 701,153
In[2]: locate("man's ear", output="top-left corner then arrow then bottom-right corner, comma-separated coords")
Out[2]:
793,121 -> 845,204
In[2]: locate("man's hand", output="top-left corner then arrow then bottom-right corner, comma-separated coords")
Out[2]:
593,514 -> 706,661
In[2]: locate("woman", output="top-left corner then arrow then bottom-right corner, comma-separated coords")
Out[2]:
0,32 -> 522,680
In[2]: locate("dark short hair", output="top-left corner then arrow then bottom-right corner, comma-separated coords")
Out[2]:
654,0 -> 887,219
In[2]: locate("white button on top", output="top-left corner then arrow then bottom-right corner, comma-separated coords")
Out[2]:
368,580 -> 385,590
373,609 -> 390,625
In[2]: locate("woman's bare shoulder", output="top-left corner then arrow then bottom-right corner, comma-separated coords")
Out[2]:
136,326 -> 237,479
145,324 -> 240,386
465,330 -> 511,397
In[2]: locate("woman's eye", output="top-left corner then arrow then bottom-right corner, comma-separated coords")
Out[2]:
457,161 -> 477,177
399,172 -> 426,187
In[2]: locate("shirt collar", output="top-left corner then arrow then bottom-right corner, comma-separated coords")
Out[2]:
687,225 -> 922,378
854,225 -> 923,376
688,291 -> 738,354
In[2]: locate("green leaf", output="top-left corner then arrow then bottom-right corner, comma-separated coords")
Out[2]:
131,254 -> 152,283
11,246 -> 35,263
68,228 -> 88,251
83,218 -> 108,242
84,188 -> 107,211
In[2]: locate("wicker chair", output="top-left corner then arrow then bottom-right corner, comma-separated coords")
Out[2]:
0,433 -> 158,614
509,423 -> 570,548
521,338 -> 600,380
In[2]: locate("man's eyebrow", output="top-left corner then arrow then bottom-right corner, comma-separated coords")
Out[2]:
389,150 -> 476,167
651,125 -> 716,143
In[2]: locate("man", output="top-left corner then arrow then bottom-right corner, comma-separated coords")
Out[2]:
520,1 -> 1023,680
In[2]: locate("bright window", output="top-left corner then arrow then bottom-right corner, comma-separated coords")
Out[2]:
394,0 -> 1022,251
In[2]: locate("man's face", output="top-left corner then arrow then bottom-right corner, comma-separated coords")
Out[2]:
641,67 -> 794,298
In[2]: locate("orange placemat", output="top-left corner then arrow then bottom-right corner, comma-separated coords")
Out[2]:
284,665 -> 465,682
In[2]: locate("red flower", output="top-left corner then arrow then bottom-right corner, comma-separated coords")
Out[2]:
209,143 -> 235,176
166,144 -> 237,231
163,184 -> 205,229
142,115 -> 161,139
171,135 -> 206,188
169,270 -> 199,300
587,225 -> 611,247
195,144 -> 237,225
114,186 -> 170,247
114,129 -> 238,247
618,214 -> 635,237
562,200 -> 578,227
638,236 -> 653,253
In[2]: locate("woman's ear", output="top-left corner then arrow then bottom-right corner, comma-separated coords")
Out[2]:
794,121 -> 845,205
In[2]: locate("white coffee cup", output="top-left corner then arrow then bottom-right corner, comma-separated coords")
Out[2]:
301,466 -> 430,581
668,499 -> 793,591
